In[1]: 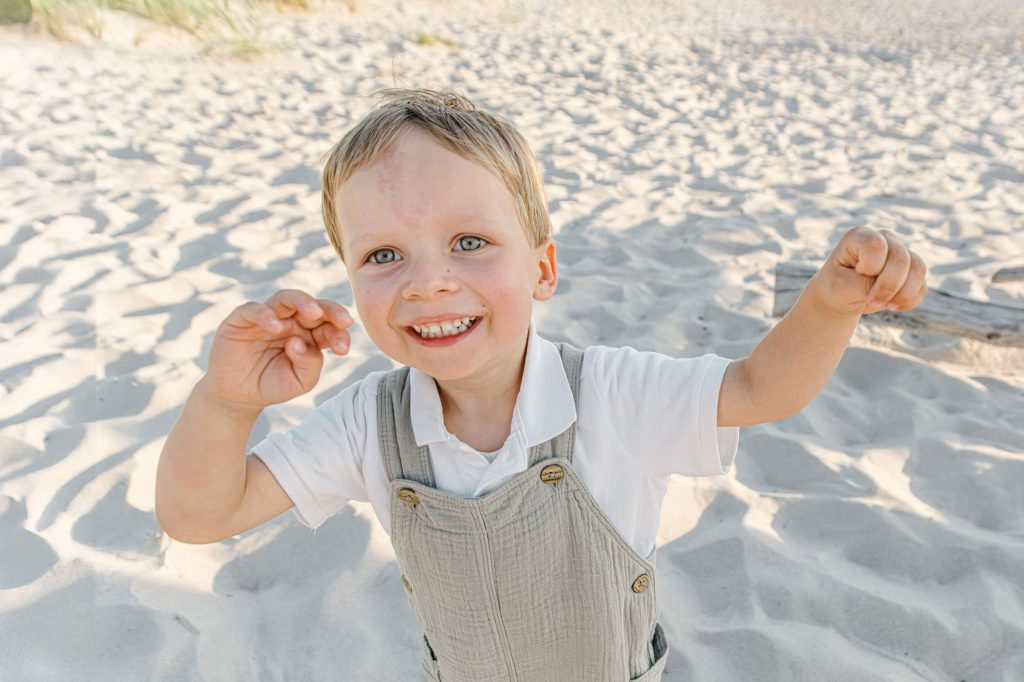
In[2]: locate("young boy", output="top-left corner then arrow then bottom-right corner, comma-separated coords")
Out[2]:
155,88 -> 928,681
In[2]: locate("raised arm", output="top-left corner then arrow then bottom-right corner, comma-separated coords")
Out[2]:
155,289 -> 354,543
155,378 -> 294,544
717,227 -> 928,427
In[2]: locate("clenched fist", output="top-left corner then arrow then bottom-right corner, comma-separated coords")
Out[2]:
809,227 -> 929,316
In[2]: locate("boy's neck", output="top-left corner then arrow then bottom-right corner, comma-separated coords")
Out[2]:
433,329 -> 529,452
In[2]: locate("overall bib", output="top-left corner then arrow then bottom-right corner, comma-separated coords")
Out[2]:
376,342 -> 669,682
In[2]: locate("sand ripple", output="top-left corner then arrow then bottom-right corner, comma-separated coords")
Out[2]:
2,0 -> 1022,679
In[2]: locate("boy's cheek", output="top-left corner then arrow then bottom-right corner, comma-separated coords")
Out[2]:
345,292 -> 384,340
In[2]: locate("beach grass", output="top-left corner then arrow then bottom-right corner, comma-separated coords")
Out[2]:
407,30 -> 457,47
21,0 -> 355,55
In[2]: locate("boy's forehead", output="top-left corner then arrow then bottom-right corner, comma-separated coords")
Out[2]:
337,132 -> 521,247
342,130 -> 507,205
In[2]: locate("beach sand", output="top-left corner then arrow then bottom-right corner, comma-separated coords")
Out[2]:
1,0 -> 1023,679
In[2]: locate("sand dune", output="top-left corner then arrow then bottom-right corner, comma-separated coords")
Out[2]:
1,0 -> 1023,679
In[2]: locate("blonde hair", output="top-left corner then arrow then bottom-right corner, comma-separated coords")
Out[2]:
320,88 -> 552,264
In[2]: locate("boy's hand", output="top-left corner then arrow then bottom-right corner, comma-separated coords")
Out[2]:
808,226 -> 929,317
202,289 -> 354,411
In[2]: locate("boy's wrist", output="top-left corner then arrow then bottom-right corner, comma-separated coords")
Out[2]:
193,377 -> 265,421
803,274 -> 865,321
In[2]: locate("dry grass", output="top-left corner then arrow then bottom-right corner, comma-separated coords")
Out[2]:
23,0 -> 355,57
407,30 -> 457,48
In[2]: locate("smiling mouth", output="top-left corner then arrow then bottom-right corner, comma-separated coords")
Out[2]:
408,316 -> 479,339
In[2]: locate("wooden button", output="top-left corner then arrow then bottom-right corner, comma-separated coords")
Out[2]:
632,574 -> 650,593
540,464 -> 564,484
398,488 -> 420,506
401,575 -> 412,593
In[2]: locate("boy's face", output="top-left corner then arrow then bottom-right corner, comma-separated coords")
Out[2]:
336,127 -> 556,383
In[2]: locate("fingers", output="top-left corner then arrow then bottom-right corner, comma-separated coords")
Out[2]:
312,321 -> 351,354
833,225 -> 885,275
232,301 -> 287,333
231,290 -> 354,354
862,229 -> 913,310
313,297 -> 354,332
263,289 -> 327,329
883,252 -> 928,311
832,227 -> 928,314
260,289 -> 349,324
260,289 -> 354,354
307,297 -> 354,354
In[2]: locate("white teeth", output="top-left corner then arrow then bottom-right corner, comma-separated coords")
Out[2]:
412,317 -> 477,338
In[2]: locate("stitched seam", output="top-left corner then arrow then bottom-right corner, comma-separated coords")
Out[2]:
696,358 -> 711,472
562,344 -> 582,462
377,370 -> 399,482
473,506 -> 518,681
568,480 -> 656,578
697,356 -> 731,475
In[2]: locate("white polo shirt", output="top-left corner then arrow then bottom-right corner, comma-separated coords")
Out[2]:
251,321 -> 740,558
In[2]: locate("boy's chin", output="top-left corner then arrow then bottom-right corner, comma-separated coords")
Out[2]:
375,339 -> 470,380
407,360 -> 479,383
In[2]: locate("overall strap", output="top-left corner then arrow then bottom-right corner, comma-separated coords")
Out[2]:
526,341 -> 585,467
377,366 -> 436,486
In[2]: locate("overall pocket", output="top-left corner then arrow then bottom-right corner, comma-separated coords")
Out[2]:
420,635 -> 442,681
630,623 -> 669,681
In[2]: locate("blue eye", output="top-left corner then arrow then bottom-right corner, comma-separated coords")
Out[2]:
367,248 -> 402,265
455,236 -> 487,252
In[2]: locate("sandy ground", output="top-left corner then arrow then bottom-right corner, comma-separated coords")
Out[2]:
1,0 -> 1023,679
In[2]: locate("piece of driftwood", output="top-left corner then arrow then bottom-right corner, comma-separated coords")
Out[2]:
773,261 -> 1024,347
992,266 -> 1024,284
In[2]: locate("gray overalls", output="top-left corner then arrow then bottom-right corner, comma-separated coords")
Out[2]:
376,342 -> 669,681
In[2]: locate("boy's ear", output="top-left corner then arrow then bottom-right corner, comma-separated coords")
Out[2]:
533,238 -> 557,301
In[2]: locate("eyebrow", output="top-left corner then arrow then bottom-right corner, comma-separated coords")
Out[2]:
346,214 -> 498,251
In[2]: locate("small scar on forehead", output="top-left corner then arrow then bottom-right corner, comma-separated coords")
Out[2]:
377,152 -> 401,196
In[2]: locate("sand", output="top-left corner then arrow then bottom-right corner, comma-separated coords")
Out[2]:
1,0 -> 1023,679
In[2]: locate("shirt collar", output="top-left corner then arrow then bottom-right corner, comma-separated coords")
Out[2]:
408,320 -> 577,449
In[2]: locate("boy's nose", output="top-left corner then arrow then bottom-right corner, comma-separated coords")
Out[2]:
401,258 -> 459,299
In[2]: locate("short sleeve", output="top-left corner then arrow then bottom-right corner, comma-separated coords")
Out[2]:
249,372 -> 384,529
587,345 -> 739,479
